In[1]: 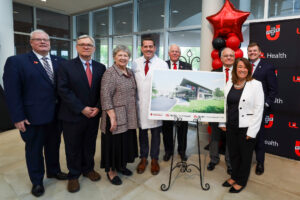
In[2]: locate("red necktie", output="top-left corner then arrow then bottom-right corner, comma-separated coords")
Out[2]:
173,62 -> 177,70
86,61 -> 92,87
145,60 -> 149,75
251,63 -> 255,74
225,68 -> 229,83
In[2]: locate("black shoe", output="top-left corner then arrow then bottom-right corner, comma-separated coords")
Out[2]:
47,172 -> 68,180
222,180 -> 233,187
207,162 -> 217,171
229,185 -> 245,193
163,152 -> 172,161
107,173 -> 122,185
179,153 -> 187,161
227,168 -> 232,175
117,168 -> 133,176
31,184 -> 45,197
255,163 -> 264,175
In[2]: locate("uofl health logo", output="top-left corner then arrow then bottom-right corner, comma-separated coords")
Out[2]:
295,141 -> 300,157
266,25 -> 280,41
264,114 -> 274,128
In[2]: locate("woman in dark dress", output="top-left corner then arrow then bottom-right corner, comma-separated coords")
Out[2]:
222,58 -> 264,193
100,45 -> 138,185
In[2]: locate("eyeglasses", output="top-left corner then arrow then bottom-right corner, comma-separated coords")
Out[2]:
77,43 -> 94,48
31,38 -> 50,42
222,54 -> 234,58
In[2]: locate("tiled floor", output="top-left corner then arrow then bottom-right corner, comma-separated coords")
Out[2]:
0,125 -> 300,200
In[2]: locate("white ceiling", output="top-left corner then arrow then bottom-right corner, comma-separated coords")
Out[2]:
13,0 -> 127,15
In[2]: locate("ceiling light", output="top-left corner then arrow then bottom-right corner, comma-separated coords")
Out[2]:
161,15 -> 165,17
41,0 -> 47,2
13,11 -> 19,14
172,10 -> 179,14
101,23 -> 106,26
122,21 -> 127,24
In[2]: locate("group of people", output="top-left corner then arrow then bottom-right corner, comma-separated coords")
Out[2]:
2,28 -> 277,197
207,44 -> 277,193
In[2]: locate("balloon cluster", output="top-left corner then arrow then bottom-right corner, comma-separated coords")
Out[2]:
211,33 -> 244,70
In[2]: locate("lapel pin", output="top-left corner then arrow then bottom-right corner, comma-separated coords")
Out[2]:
34,61 -> 39,64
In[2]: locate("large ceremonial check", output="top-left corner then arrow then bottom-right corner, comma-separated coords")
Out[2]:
149,69 -> 226,122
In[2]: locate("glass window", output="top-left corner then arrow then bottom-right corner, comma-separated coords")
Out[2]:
229,0 -> 264,20
138,0 -> 164,31
113,36 -> 133,67
37,9 -> 70,38
240,25 -> 250,59
113,3 -> 133,35
13,3 -> 33,33
170,0 -> 202,28
137,33 -> 164,60
76,14 -> 89,37
93,9 -> 108,38
50,39 -> 70,59
269,0 -> 300,17
14,34 -> 31,55
95,38 -> 108,67
169,30 -> 201,70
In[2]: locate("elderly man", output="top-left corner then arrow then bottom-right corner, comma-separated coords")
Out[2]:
247,42 -> 278,175
207,47 -> 234,175
3,29 -> 67,197
132,37 -> 168,175
162,44 -> 192,162
57,35 -> 106,192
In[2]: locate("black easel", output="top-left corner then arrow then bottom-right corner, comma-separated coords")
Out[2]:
161,116 -> 210,191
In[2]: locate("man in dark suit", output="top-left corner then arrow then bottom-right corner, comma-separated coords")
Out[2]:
57,35 -> 106,193
162,44 -> 192,162
207,47 -> 234,175
2,29 -> 67,197
247,42 -> 278,175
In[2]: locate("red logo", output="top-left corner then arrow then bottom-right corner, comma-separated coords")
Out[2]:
260,52 -> 266,58
266,25 -> 280,41
295,141 -> 300,157
264,114 -> 274,128
275,70 -> 278,76
293,76 -> 300,82
288,122 -> 299,129
297,28 -> 300,35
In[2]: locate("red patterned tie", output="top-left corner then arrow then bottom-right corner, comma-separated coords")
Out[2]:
145,60 -> 149,75
86,61 -> 92,87
173,62 -> 177,70
225,68 -> 229,83
251,63 -> 255,74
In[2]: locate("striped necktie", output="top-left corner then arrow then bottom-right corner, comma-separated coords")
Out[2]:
42,57 -> 54,84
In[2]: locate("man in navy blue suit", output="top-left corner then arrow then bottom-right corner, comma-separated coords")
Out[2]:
247,42 -> 278,175
2,29 -> 67,197
57,35 -> 106,193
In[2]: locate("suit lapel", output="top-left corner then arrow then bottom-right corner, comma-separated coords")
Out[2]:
253,60 -> 262,77
91,60 -> 98,89
75,57 -> 91,90
29,51 -> 53,86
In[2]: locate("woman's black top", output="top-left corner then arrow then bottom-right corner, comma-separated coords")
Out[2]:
227,85 -> 244,127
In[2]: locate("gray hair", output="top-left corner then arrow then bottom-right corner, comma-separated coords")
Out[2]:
113,45 -> 131,58
30,29 -> 49,40
77,35 -> 95,46
220,47 -> 235,57
168,44 -> 181,53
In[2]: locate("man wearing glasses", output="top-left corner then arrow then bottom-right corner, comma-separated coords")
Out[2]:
207,47 -> 234,175
57,35 -> 106,193
3,29 -> 67,197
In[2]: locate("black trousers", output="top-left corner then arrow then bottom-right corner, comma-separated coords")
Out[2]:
62,117 -> 99,179
255,111 -> 268,164
227,125 -> 256,187
20,119 -> 62,185
162,121 -> 188,155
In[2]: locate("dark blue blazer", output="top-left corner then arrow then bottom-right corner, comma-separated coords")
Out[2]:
2,51 -> 63,125
57,57 -> 106,122
252,59 -> 278,108
166,60 -> 192,70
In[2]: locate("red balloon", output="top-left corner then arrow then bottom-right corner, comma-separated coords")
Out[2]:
212,58 -> 222,70
235,48 -> 243,58
211,49 -> 219,59
206,0 -> 250,42
227,33 -> 237,38
226,35 -> 240,50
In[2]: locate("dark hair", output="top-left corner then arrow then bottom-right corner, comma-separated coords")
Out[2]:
231,57 -> 253,84
141,37 -> 155,47
248,42 -> 261,51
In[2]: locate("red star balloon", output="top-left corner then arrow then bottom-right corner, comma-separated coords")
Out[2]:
206,0 -> 250,42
